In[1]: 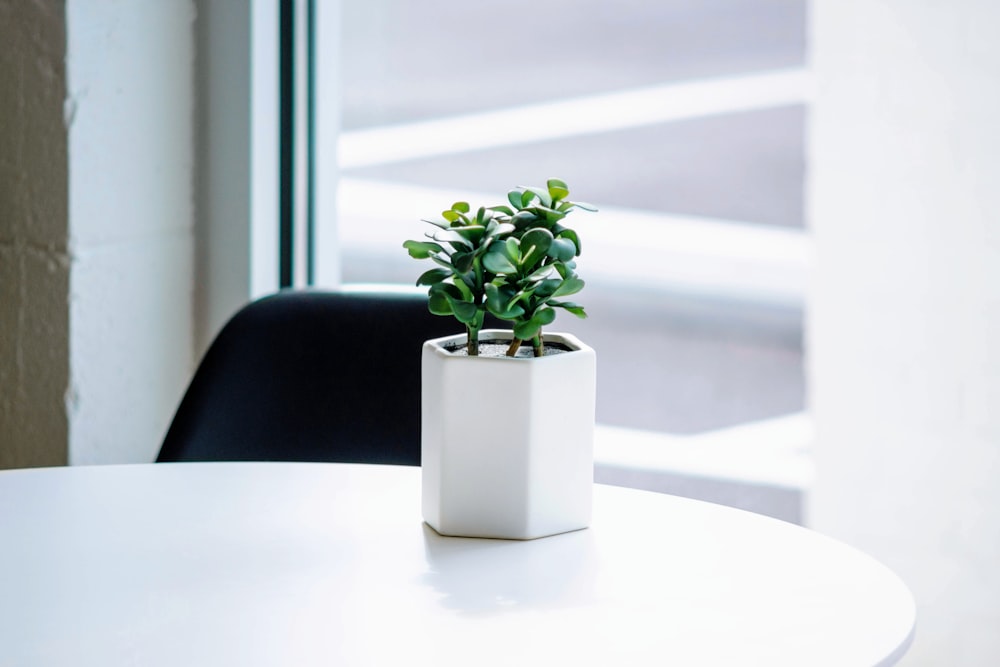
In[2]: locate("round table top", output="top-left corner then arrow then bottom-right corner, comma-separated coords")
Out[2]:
0,462 -> 914,666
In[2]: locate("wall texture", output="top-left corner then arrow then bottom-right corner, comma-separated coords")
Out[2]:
808,1 -> 1000,664
65,0 -> 196,464
0,0 -> 70,468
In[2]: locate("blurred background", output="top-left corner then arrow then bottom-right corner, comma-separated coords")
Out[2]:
337,0 -> 808,435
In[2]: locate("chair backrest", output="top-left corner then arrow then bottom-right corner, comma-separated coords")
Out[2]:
156,288 -> 469,465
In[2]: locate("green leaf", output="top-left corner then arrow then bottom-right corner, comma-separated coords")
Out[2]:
523,204 -> 556,218
486,222 -> 515,239
504,289 -> 528,312
415,268 -> 449,286
511,210 -> 538,230
472,239 -> 494,258
452,201 -> 470,214
524,263 -> 555,282
508,189 -> 525,210
420,217 -> 451,229
442,210 -> 460,223
403,240 -> 444,259
446,295 -> 479,324
550,299 -> 587,318
533,278 -> 562,298
432,230 -> 473,249
537,206 -> 568,223
513,307 -> 557,340
547,178 -> 569,201
485,282 -> 512,305
445,226 -> 487,245
452,251 -> 474,273
519,228 -> 554,267
483,249 -> 516,274
548,237 -> 577,261
554,261 -> 577,280
557,228 -> 581,255
514,319 -> 541,340
516,283 -> 537,303
554,276 -> 585,297
428,292 -> 452,316
484,282 -> 501,306
570,200 -> 598,212
492,307 -> 524,321
488,205 -> 515,216
470,309 -> 486,330
431,254 -> 456,272
485,285 -> 526,319
504,238 -> 521,263
524,186 -> 553,208
454,275 -> 474,300
537,307 -> 557,325
428,282 -> 461,315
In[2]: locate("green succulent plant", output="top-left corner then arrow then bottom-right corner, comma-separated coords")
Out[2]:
403,202 -> 514,356
404,179 -> 596,357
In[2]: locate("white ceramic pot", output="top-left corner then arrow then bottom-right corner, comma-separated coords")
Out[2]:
421,329 -> 596,540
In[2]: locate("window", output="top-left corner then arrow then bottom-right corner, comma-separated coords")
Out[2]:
333,0 -> 809,438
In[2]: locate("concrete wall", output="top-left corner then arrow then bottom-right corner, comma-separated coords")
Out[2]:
0,0 -> 70,468
64,0 -> 196,464
808,1 -> 1000,664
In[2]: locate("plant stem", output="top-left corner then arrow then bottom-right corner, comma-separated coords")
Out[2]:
469,281 -> 483,356
468,325 -> 479,356
506,338 -> 522,357
532,333 -> 543,357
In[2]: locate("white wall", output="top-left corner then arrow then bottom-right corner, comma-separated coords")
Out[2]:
194,0 -> 280,354
65,0 -> 196,464
808,1 -> 1000,664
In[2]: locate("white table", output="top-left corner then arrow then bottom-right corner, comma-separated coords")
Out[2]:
0,463 -> 914,666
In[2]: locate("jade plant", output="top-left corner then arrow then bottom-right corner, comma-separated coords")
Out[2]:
404,179 -> 596,357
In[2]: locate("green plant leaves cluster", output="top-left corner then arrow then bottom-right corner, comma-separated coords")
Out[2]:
404,178 -> 596,357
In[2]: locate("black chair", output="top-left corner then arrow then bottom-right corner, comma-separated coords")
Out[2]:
156,287 -> 472,465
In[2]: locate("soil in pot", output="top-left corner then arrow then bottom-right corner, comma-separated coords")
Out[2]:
443,341 -> 574,358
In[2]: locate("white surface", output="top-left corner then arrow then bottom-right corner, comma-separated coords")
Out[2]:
65,0 -> 196,464
422,331 -> 595,539
0,463 -> 914,666
338,68 -> 811,168
197,0 -> 279,354
808,0 -> 1000,663
596,413 -> 814,490
594,415 -> 813,524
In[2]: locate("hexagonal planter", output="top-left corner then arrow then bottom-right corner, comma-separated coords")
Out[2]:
421,329 -> 596,540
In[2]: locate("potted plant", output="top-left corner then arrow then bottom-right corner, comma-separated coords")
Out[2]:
404,179 -> 598,540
